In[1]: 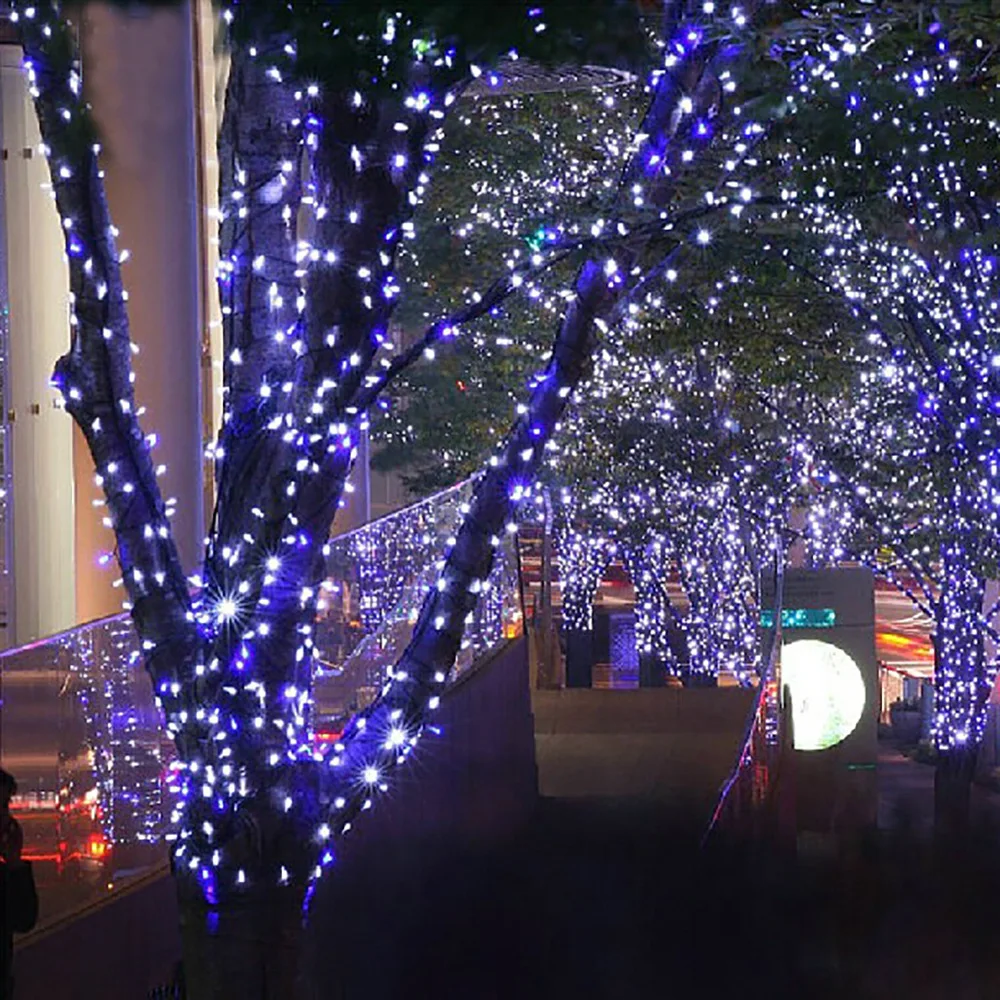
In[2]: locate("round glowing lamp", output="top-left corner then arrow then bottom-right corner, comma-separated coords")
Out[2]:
781,639 -> 866,752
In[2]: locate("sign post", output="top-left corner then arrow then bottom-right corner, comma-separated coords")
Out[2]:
762,567 -> 878,843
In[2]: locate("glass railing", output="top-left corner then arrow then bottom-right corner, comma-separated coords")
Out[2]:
312,478 -> 523,737
0,613 -> 167,927
0,477 -> 524,927
700,673 -> 782,847
0,291 -> 12,649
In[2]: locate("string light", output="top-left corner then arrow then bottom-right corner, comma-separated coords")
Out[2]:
17,0 -> 968,899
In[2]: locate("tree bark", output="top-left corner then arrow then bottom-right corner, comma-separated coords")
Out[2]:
933,745 -> 976,842
638,652 -> 666,688
565,628 -> 595,688
178,885 -> 308,1000
210,41 -> 303,564
930,541 -> 990,839
535,488 -> 560,688
621,539 -> 675,686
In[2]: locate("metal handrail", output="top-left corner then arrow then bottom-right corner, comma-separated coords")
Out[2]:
701,557 -> 785,846
0,481 -> 476,661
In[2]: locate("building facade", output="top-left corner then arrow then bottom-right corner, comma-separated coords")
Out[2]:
0,2 -> 404,649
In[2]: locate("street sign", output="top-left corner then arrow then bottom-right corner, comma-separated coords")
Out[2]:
763,567 -> 878,837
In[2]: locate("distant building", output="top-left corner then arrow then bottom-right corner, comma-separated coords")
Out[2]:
0,2 -> 403,649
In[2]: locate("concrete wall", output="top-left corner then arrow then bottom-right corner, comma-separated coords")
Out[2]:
304,637 -> 537,993
12,865 -> 181,1000
533,687 -> 755,821
306,638 -> 537,890
13,639 -> 537,999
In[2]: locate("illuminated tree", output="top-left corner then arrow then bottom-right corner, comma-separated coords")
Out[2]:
619,532 -> 678,684
553,4 -> 1000,732
746,10 -> 1000,830
374,82 -> 646,491
371,0 -> 1000,829
12,0 -> 781,983
14,0 -> 964,992
550,490 -> 616,685
12,0 -> 654,990
552,336 -> 800,688
776,245 -> 1000,833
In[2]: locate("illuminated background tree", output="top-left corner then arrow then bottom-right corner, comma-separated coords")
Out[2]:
382,5 -> 1000,814
746,10 -> 1000,829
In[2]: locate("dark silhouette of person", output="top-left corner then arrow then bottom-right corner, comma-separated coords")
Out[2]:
2,768 -> 38,999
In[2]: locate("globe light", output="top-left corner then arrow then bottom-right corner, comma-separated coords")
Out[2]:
781,639 -> 867,752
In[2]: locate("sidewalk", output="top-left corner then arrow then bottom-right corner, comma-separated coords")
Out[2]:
877,741 -> 1000,836
307,689 -> 756,999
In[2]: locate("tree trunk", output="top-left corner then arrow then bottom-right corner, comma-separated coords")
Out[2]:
638,652 -> 665,688
564,628 -> 595,688
682,669 -> 718,689
537,489 -> 559,688
934,746 -> 976,841
179,884 -> 308,1000
929,542 -> 989,840
621,541 -> 674,688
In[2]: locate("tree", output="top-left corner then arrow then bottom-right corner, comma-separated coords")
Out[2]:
549,334 -> 804,688
745,7 -> 1000,831
11,0 -> 656,992
550,490 -> 616,685
373,81 -> 647,491
368,64 -> 847,692
619,531 -> 678,684
775,243 -> 1000,834
372,0 -> 1000,833
396,0 -> 1000,769
13,0 -> 939,992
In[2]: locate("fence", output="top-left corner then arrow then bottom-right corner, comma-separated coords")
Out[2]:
1,477 -> 523,928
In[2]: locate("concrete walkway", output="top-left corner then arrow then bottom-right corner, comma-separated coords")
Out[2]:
878,743 -> 1000,837
532,687 -> 754,816
25,695 -> 1000,1000
309,795 -> 779,999
311,734 -> 1000,999
308,688 -> 758,999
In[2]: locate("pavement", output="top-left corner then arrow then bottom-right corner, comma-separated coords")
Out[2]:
877,742 -> 1000,837
309,688 -> 757,999
309,795 -> 786,1000
310,734 -> 1000,1000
